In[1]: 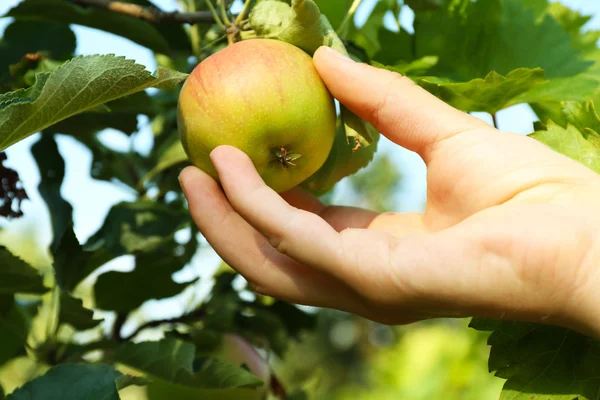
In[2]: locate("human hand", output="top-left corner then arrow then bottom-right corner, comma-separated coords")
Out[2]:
179,46 -> 600,338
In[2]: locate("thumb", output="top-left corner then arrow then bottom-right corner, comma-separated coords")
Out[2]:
312,46 -> 490,162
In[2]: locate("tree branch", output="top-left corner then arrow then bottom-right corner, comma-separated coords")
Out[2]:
69,0 -> 217,25
121,307 -> 207,342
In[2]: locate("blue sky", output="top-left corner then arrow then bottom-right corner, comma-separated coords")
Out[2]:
0,0 -> 599,284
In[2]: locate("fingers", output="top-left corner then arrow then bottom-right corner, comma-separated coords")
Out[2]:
178,165 -> 358,309
312,46 -> 491,163
210,146 -> 349,279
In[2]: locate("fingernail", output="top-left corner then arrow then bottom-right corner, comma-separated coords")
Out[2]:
318,46 -> 353,63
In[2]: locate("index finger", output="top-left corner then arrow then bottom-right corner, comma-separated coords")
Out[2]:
313,46 -> 491,164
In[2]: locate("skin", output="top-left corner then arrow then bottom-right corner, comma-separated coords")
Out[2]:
177,39 -> 337,193
179,46 -> 600,339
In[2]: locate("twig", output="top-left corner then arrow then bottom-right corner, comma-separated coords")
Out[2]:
121,307 -> 207,342
69,0 -> 217,25
491,113 -> 499,129
337,0 -> 364,37
204,0 -> 227,31
235,0 -> 252,24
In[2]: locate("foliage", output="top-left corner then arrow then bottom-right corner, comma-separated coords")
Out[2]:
0,0 -> 599,399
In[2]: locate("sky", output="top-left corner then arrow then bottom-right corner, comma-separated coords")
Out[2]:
0,0 -> 599,326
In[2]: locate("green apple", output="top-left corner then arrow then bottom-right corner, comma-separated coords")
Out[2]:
177,38 -> 337,193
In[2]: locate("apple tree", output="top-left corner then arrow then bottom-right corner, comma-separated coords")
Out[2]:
0,0 -> 600,399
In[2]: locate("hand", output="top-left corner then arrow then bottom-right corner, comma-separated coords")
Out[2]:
179,46 -> 600,338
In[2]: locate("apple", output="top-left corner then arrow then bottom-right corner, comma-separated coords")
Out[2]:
177,39 -> 337,193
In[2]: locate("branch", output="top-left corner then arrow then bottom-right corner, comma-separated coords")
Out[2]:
69,0 -> 218,24
121,307 -> 207,342
111,312 -> 128,342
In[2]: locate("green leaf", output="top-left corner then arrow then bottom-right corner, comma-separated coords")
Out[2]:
530,121 -> 600,174
249,0 -> 324,54
31,133 -> 73,253
0,54 -> 188,151
53,225 -> 113,292
0,20 -> 76,91
417,68 -> 547,114
470,319 -> 600,400
0,247 -> 47,295
84,201 -> 189,256
94,248 -> 195,312
7,363 -> 123,400
0,298 -> 33,367
113,337 -> 263,390
59,291 -> 103,331
414,0 -> 592,81
302,121 -> 380,193
561,101 -> 600,137
49,92 -> 157,137
5,0 -> 189,54
314,0 -> 351,31
374,56 -> 439,77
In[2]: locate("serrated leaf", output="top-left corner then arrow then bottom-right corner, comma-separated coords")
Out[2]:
84,201 -> 189,256
249,0 -> 324,54
0,54 -> 188,151
302,121 -> 380,193
49,92 -> 157,137
561,101 -> 600,137
113,337 -> 263,390
59,291 -> 102,331
7,363 -> 123,400
5,0 -> 189,54
470,319 -> 600,400
94,248 -> 195,312
31,133 -> 73,253
374,56 -> 438,77
418,68 -> 546,114
530,121 -> 600,174
0,247 -> 47,295
414,0 -> 592,81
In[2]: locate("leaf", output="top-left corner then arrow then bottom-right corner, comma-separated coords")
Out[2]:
374,56 -> 439,77
49,92 -> 158,137
561,101 -> 600,137
53,225 -> 113,292
0,54 -> 188,151
417,68 -> 547,114
470,319 -> 600,400
0,298 -> 33,367
249,0 -> 324,54
84,201 -> 188,256
59,291 -> 103,331
94,248 -> 195,312
530,121 -> 600,174
113,337 -> 263,390
7,363 -> 123,400
302,121 -> 380,193
0,247 -> 47,295
31,133 -> 73,253
314,0 -> 350,31
413,0 -> 592,81
0,20 -> 76,91
5,0 -> 189,54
